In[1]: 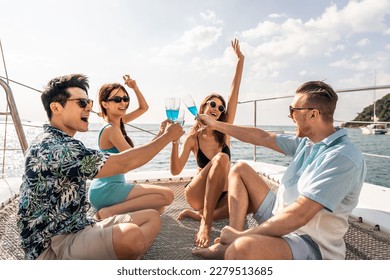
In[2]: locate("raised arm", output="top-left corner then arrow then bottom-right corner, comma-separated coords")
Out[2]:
225,39 -> 245,124
121,74 -> 149,124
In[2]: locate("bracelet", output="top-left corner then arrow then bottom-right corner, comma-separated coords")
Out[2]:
172,141 -> 179,144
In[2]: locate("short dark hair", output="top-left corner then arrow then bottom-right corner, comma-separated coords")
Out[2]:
41,74 -> 89,120
295,81 -> 338,123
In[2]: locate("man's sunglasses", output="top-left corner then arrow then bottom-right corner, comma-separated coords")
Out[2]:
288,105 -> 316,118
107,95 -> 130,103
206,100 -> 225,112
67,98 -> 93,108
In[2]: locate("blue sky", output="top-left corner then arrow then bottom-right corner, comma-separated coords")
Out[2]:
1,0 -> 390,126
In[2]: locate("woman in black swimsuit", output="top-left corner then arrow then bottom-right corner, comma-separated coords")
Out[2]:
170,39 -> 244,248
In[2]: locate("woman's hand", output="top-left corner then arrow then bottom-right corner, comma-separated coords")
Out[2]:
231,38 -> 244,60
123,74 -> 138,90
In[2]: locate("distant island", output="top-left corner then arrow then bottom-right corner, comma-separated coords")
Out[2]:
341,93 -> 390,128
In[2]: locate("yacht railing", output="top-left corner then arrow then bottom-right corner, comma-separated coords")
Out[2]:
0,76 -> 389,176
0,77 -> 28,178
238,84 -> 390,162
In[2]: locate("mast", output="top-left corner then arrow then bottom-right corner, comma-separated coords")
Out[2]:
373,70 -> 377,123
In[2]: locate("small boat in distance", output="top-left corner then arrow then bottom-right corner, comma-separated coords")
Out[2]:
361,123 -> 388,135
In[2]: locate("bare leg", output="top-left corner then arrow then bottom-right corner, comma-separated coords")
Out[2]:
112,209 -> 161,259
183,153 -> 230,248
98,184 -> 174,219
177,195 -> 228,221
228,162 -> 270,230
197,153 -> 230,247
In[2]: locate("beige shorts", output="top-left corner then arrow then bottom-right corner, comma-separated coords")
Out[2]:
37,213 -> 132,260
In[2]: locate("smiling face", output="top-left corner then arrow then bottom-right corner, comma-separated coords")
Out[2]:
98,83 -> 129,120
50,87 -> 92,136
200,94 -> 227,121
103,88 -> 130,117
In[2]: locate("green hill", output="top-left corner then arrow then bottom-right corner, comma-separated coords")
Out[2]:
342,93 -> 390,128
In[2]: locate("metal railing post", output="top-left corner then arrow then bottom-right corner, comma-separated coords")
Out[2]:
0,77 -> 28,153
253,100 -> 257,162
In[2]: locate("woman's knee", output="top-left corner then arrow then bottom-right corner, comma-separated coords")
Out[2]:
229,161 -> 250,178
211,152 -> 230,168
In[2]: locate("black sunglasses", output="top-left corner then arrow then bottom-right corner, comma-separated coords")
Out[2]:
107,95 -> 130,103
206,100 -> 225,112
289,105 -> 316,118
67,98 -> 93,108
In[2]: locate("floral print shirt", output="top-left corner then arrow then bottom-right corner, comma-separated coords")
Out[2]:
17,125 -> 108,259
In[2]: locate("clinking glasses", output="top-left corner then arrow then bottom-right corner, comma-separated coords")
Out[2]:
206,100 -> 225,112
67,98 -> 93,108
107,95 -> 130,103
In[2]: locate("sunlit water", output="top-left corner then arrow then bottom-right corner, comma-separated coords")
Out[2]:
1,123 -> 389,188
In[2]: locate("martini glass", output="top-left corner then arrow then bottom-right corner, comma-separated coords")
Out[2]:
182,95 -> 198,117
165,97 -> 180,121
182,95 -> 206,131
177,109 -> 185,126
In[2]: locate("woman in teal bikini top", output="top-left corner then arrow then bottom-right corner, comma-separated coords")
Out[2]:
88,75 -> 174,220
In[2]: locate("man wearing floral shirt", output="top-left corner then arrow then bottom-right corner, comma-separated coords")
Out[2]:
17,74 -> 184,260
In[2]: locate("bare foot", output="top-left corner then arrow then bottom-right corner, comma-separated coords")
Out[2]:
177,209 -> 202,221
195,219 -> 210,248
192,243 -> 227,259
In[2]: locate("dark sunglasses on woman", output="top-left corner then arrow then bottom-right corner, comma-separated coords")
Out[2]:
206,100 -> 225,112
107,95 -> 130,103
67,98 -> 94,108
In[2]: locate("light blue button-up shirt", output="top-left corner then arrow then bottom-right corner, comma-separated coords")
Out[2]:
275,128 -> 366,259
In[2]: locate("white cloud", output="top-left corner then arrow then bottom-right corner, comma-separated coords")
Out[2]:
151,25 -> 222,60
241,20 -> 280,39
242,0 -> 390,53
238,0 -> 390,82
200,10 -> 223,25
269,13 -> 287,19
299,70 -> 307,76
330,58 -> 371,71
357,38 -> 370,47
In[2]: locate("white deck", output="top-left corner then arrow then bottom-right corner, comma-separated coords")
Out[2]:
2,161 -> 389,234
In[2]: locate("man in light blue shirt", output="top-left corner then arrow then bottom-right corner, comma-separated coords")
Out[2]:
195,81 -> 366,260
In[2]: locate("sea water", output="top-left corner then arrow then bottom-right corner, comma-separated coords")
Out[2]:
1,123 -> 389,188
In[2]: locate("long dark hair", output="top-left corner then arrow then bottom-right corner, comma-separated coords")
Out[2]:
98,83 -> 134,147
191,93 -> 227,147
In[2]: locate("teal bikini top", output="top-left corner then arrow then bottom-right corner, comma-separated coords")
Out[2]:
98,124 -> 120,153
